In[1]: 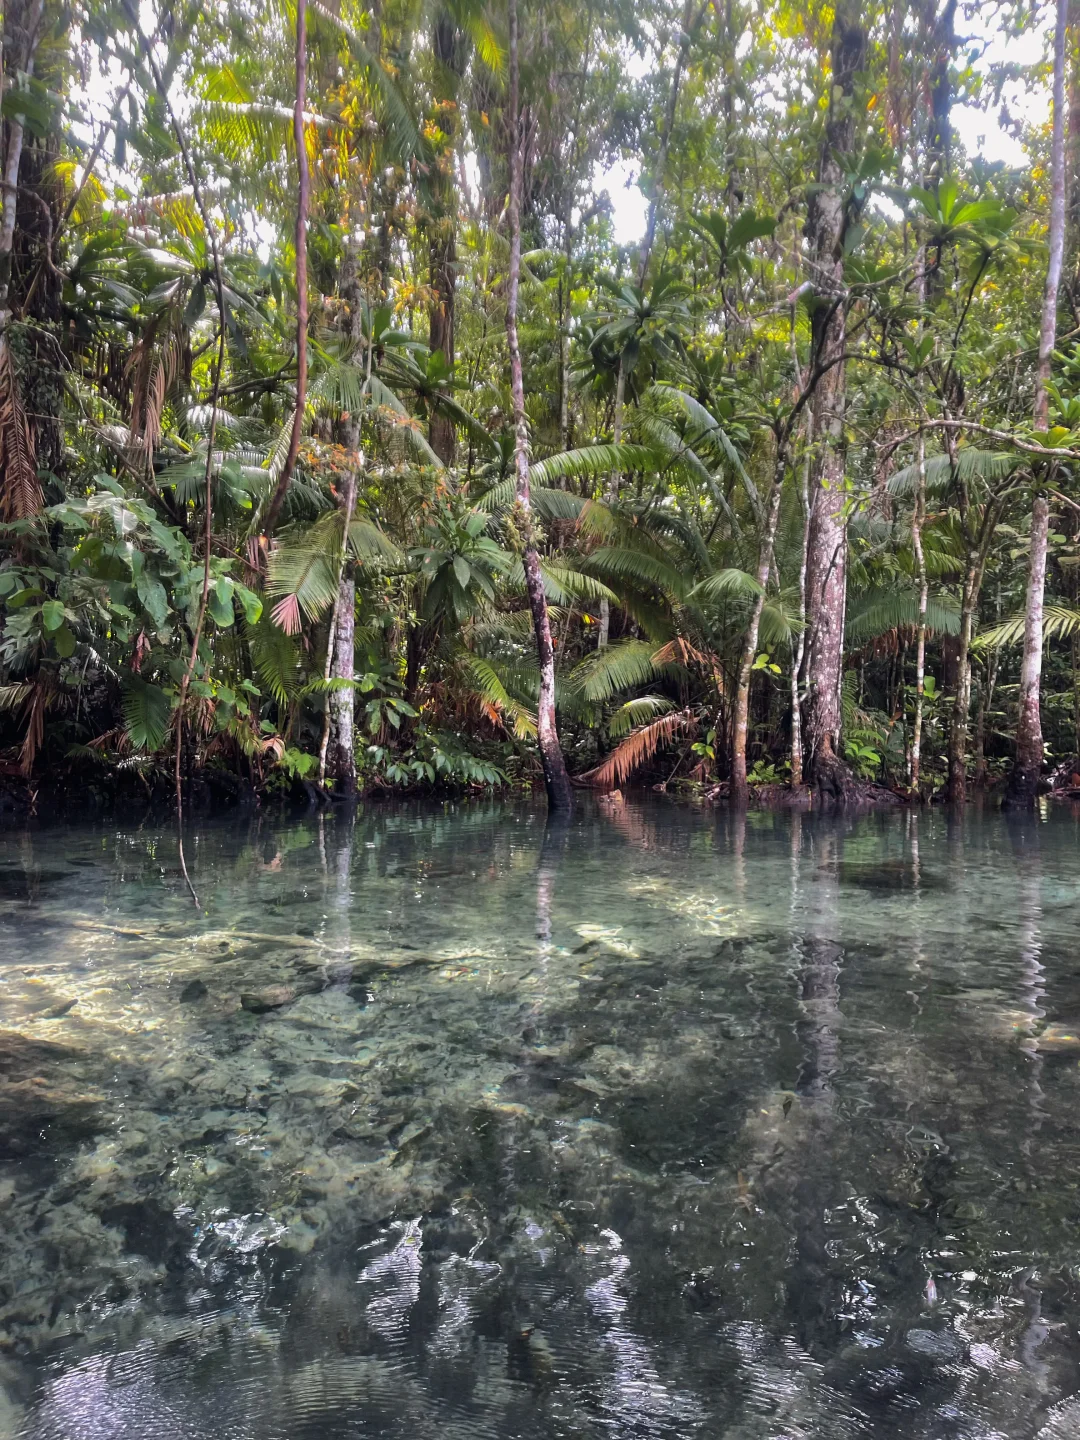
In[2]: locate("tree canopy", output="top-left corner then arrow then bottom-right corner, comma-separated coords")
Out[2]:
1,0 -> 1077,815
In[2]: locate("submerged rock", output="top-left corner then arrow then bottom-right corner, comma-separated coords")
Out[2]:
1036,1023 -> 1080,1053
241,986 -> 296,1014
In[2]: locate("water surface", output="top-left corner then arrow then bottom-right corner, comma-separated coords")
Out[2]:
2,800 -> 1080,1438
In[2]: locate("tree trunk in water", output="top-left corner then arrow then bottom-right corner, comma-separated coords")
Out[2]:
1007,0 -> 1066,807
803,2 -> 864,803
731,465 -> 784,806
328,572 -> 357,796
1006,496 -> 1050,807
506,0 -> 572,812
789,442 -> 811,787
910,431 -> 929,795
328,463 -> 359,796
947,560 -> 978,804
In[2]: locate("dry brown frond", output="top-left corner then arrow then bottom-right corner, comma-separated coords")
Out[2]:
126,318 -> 184,468
0,335 -> 43,521
580,706 -> 696,791
651,637 -> 724,696
18,682 -> 47,776
89,726 -> 130,752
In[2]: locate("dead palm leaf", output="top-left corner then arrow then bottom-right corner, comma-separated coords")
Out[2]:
0,335 -> 42,520
580,706 -> 696,790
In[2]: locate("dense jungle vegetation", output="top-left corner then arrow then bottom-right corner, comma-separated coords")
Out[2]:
1,0 -> 1078,814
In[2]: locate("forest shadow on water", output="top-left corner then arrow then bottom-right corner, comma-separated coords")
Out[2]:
1,798 -> 1080,1438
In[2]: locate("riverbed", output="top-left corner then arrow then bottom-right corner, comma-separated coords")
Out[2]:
1,800 -> 1079,1437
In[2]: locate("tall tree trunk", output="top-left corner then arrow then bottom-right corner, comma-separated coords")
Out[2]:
328,577 -> 357,794
1007,496 -> 1051,806
506,0 -> 572,811
427,11 -> 462,465
789,443 -> 811,787
803,1 -> 864,802
327,470 -> 359,797
909,427 -> 929,795
597,356 -> 625,648
731,456 -> 784,806
1007,0 -> 1068,808
948,554 -> 979,803
637,0 -> 699,285
262,0 -> 310,536
0,0 -> 47,519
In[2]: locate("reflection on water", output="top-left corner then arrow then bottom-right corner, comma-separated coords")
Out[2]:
2,800 -> 1080,1437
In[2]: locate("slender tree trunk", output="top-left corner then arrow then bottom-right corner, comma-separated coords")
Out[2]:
910,429 -> 929,795
0,0 -> 44,314
948,557 -> 979,804
327,470 -> 359,796
789,444 -> 811,787
731,455 -> 784,806
597,356 -> 625,648
637,0 -> 700,285
262,0 -> 310,536
803,2 -> 864,802
1007,0 -> 1067,807
1007,496 -> 1051,806
427,10 -> 462,465
0,0 -> 47,514
559,221 -> 572,451
507,0 -> 572,812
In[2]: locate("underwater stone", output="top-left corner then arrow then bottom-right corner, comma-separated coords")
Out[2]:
241,987 -> 296,1014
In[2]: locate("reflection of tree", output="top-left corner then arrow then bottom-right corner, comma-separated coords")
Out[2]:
1006,811 -> 1050,1396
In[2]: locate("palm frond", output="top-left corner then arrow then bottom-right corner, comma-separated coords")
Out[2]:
584,545 -> 688,596
607,694 -> 676,738
650,384 -> 759,515
886,447 -> 1024,498
528,444 -> 656,488
122,678 -> 171,752
462,654 -> 537,739
476,477 -> 587,520
0,682 -> 32,711
568,639 -> 671,702
977,604 -> 1080,649
847,587 -> 961,641
348,517 -> 402,564
580,707 -> 695,789
689,567 -> 764,603
248,617 -> 300,703
501,561 -> 615,605
308,0 -> 424,166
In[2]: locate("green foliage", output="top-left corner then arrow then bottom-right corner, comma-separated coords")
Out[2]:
0,0 -> 1072,801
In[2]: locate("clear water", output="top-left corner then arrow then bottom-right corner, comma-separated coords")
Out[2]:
2,800 -> 1080,1439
